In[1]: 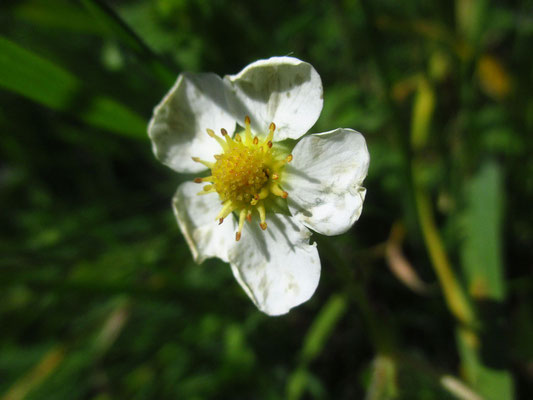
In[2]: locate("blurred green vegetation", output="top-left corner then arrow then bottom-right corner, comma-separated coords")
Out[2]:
1,0 -> 532,399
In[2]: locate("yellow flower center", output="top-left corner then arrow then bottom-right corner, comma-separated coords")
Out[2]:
192,117 -> 292,241
212,138 -> 269,206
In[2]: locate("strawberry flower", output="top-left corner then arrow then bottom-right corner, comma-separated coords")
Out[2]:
148,57 -> 369,315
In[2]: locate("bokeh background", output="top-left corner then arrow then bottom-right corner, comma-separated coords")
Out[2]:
1,0 -> 532,399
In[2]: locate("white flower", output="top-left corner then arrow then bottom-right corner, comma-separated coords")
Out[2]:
148,57 -> 369,316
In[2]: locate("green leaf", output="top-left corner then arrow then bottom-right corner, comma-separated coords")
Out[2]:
300,294 -> 347,364
0,36 -> 79,109
13,0 -> 106,35
411,77 -> 435,150
457,327 -> 515,400
0,36 -> 146,139
286,368 -> 326,400
461,161 -> 505,300
79,0 -> 175,85
81,96 -> 147,139
365,354 -> 397,400
286,295 -> 347,400
79,0 -> 146,54
456,0 -> 489,50
458,161 -> 514,400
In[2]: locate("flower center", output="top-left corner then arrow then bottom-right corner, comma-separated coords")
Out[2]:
192,116 -> 292,241
211,139 -> 269,206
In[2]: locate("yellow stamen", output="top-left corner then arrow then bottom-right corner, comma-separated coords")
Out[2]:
220,128 -> 236,147
194,176 -> 214,183
207,128 -> 228,150
192,156 -> 214,169
193,117 -> 292,241
197,189 -> 216,195
236,209 -> 247,241
271,182 -> 288,199
257,186 -> 269,200
216,200 -> 235,221
257,202 -> 267,230
244,115 -> 252,144
263,122 -> 275,145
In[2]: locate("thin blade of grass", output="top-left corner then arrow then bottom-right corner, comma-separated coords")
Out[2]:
0,36 -> 79,109
79,0 -> 176,85
0,36 -> 146,139
286,294 -> 347,400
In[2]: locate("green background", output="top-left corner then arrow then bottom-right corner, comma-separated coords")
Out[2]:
1,0 -> 532,399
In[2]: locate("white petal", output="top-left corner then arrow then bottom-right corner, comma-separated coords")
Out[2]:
148,73 -> 236,173
284,128 -> 369,236
228,214 -> 320,316
172,181 -> 237,263
224,57 -> 323,141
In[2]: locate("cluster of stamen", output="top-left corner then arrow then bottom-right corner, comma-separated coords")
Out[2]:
192,116 -> 292,241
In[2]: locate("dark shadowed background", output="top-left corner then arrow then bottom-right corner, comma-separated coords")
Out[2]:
1,0 -> 532,399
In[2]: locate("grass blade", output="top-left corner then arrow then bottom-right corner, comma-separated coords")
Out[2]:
0,36 -> 79,109
0,36 -> 146,139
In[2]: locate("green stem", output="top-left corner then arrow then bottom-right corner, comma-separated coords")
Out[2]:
414,187 -> 476,326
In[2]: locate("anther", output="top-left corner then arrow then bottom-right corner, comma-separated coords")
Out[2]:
272,173 -> 279,180
192,156 -> 214,168
235,209 -> 246,242
206,128 -> 228,150
244,116 -> 252,144
253,137 -> 259,145
221,128 -> 228,136
271,183 -> 288,198
194,177 -> 203,183
257,203 -> 267,230
263,121 -> 276,145
234,134 -> 242,143
216,200 -> 235,221
286,154 -> 293,163
258,186 -> 269,200
267,141 -> 272,148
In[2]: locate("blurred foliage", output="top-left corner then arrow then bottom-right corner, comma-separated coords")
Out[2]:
1,0 -> 532,399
